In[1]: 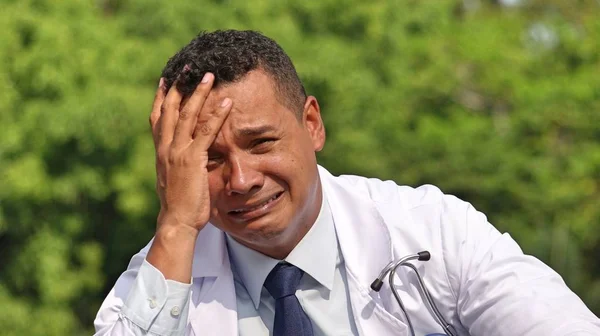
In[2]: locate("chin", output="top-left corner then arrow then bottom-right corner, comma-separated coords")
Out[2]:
240,219 -> 290,244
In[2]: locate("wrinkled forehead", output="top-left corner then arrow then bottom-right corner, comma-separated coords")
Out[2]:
202,71 -> 290,137
203,71 -> 281,112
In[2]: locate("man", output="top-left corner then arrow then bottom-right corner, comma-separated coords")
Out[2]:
94,30 -> 600,336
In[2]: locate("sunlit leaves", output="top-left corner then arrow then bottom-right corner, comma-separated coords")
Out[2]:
1,1 -> 599,334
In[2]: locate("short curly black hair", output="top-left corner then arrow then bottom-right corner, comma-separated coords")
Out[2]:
161,30 -> 306,115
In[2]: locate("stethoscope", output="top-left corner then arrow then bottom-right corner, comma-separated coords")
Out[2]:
371,251 -> 458,336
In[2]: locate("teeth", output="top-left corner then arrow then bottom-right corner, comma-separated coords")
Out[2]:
233,194 -> 279,214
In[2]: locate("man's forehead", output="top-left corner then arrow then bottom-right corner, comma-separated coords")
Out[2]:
222,109 -> 283,136
204,70 -> 278,107
203,86 -> 236,109
210,114 -> 282,147
206,99 -> 285,142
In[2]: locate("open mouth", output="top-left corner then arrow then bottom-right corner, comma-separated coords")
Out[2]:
228,191 -> 284,219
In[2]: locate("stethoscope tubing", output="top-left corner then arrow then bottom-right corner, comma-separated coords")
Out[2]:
372,251 -> 458,336
390,262 -> 457,336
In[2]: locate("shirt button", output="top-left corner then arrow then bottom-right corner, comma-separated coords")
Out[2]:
170,306 -> 181,317
148,297 -> 157,309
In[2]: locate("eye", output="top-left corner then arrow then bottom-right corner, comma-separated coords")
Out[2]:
250,138 -> 277,153
251,138 -> 277,148
206,156 -> 224,171
207,152 -> 224,165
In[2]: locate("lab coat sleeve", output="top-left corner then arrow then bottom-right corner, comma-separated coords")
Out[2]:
94,244 -> 192,336
441,195 -> 600,336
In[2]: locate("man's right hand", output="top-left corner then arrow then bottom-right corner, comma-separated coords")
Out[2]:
151,71 -> 231,232
145,70 -> 232,283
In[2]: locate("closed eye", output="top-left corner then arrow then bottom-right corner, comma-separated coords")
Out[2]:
207,153 -> 224,165
249,137 -> 278,154
251,138 -> 277,147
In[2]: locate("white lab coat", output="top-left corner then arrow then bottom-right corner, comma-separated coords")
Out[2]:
95,166 -> 600,335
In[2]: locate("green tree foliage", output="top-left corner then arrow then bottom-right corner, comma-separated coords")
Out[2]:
1,0 -> 598,334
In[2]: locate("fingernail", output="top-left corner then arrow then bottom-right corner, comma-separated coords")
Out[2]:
201,72 -> 212,83
220,98 -> 231,107
158,77 -> 164,89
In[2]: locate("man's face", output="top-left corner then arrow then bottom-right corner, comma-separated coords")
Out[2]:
202,70 -> 325,254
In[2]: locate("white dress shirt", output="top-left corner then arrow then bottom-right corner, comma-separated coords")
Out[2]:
226,193 -> 359,335
114,260 -> 192,335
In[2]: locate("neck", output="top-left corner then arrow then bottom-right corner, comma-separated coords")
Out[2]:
260,213 -> 317,260
237,181 -> 323,260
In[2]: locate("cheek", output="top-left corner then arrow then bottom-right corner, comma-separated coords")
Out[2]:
266,150 -> 314,191
260,148 -> 300,176
207,172 -> 225,202
207,174 -> 227,225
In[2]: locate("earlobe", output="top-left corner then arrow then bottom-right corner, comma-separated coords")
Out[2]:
303,96 -> 326,152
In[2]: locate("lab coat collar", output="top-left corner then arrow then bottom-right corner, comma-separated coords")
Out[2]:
317,166 -> 394,291
317,166 -> 408,335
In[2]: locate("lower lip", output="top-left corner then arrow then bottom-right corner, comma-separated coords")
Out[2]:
228,192 -> 284,222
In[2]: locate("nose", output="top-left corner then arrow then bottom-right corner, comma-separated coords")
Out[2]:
224,155 -> 264,196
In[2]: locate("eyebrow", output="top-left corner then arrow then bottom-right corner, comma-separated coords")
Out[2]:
234,125 -> 277,138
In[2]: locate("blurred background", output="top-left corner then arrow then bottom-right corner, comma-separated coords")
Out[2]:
1,0 -> 599,334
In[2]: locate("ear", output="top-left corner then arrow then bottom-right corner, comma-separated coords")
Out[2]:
302,96 -> 326,152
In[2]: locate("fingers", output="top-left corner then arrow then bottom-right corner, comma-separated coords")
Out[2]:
171,73 -> 215,148
150,78 -> 166,147
158,78 -> 184,149
192,97 -> 233,151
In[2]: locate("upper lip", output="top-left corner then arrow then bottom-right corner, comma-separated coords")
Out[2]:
228,192 -> 282,213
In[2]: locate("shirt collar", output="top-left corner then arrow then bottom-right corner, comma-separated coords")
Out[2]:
226,190 -> 337,309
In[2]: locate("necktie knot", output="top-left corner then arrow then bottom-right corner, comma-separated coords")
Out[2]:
264,263 -> 304,299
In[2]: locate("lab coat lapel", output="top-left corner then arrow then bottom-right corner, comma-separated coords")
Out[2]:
319,167 -> 409,336
187,224 -> 238,336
